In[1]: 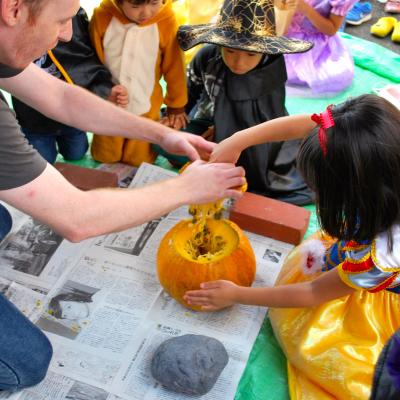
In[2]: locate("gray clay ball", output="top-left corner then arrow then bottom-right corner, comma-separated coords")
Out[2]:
151,334 -> 229,396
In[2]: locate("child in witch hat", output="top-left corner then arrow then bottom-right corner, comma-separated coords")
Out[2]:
176,0 -> 314,206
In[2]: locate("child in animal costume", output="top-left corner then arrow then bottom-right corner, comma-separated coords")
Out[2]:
89,0 -> 188,166
185,94 -> 400,399
176,0 -> 314,205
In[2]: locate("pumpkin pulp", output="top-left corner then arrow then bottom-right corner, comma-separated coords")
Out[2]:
174,218 -> 239,263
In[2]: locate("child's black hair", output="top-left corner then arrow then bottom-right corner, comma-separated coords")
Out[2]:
48,290 -> 94,319
298,94 -> 400,243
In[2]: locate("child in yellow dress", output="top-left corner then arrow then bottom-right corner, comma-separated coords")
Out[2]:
89,0 -> 188,166
184,94 -> 400,399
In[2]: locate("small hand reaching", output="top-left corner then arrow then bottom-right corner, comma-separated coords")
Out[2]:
183,280 -> 239,311
160,112 -> 189,130
209,136 -> 243,164
285,0 -> 299,10
108,85 -> 129,108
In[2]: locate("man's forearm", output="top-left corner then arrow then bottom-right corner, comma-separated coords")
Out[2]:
0,63 -> 171,145
0,165 -> 189,242
59,83 -> 168,144
0,161 -> 244,242
65,176 -> 190,241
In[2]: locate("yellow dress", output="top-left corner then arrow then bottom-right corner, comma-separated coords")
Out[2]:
269,230 -> 400,399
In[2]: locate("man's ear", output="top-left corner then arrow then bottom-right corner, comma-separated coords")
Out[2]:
1,0 -> 23,27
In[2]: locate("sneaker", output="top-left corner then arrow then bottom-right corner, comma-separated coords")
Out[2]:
346,1 -> 373,25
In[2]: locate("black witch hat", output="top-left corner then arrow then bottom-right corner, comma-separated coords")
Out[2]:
177,0 -> 313,54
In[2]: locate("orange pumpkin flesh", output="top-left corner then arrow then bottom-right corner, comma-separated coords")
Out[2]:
157,218 -> 256,311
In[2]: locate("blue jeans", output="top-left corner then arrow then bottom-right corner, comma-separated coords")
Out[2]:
0,204 -> 12,242
23,127 -> 89,164
0,293 -> 52,390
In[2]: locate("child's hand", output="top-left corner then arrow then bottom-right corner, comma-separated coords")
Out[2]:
209,136 -> 243,164
183,280 -> 239,311
201,125 -> 215,142
285,0 -> 299,10
295,0 -> 307,12
160,112 -> 189,130
275,0 -> 298,10
108,85 -> 129,108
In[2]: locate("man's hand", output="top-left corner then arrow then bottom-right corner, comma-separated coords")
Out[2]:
179,160 -> 246,203
209,136 -> 243,164
158,130 -> 216,161
160,112 -> 190,130
183,280 -> 240,311
108,85 -> 129,108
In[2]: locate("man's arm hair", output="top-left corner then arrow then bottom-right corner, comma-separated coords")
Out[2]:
0,64 -> 167,145
0,162 -> 245,242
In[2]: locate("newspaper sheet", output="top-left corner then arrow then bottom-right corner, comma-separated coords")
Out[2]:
0,163 -> 293,400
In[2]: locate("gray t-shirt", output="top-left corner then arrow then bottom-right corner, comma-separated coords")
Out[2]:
0,63 -> 47,190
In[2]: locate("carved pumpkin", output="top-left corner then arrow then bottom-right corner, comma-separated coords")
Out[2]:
157,217 -> 256,311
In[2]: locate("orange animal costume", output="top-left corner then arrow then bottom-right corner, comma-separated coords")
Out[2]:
89,0 -> 187,166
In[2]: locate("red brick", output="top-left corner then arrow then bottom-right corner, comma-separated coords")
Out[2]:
229,192 -> 310,245
55,163 -> 118,191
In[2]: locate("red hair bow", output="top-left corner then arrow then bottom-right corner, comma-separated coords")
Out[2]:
311,106 -> 335,157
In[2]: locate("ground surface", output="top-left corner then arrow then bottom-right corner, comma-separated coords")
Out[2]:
345,0 -> 400,52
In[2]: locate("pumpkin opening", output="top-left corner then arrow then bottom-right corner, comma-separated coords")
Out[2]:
157,169 -> 254,310
173,219 -> 240,264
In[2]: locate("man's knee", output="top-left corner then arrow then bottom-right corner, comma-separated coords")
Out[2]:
21,330 -> 53,388
0,328 -> 53,391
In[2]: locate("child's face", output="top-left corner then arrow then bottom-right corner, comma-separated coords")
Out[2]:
120,0 -> 163,24
221,47 -> 263,75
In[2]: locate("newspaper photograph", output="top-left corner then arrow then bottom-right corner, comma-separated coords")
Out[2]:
0,205 -> 87,291
89,217 -> 178,265
16,371 -> 124,400
0,163 -> 294,400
